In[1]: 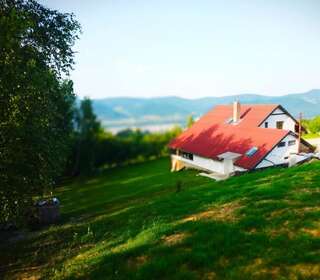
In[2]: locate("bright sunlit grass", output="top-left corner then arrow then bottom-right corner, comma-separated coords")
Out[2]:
1,158 -> 320,279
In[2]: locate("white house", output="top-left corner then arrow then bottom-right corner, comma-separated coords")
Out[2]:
169,102 -> 314,177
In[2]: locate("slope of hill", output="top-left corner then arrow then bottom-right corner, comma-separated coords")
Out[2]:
92,89 -> 320,131
2,158 -> 320,279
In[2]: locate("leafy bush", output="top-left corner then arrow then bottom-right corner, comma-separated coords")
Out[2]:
94,126 -> 182,169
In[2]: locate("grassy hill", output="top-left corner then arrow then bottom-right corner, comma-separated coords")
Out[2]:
1,158 -> 320,279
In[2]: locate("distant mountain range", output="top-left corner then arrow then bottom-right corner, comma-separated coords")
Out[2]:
92,89 -> 320,132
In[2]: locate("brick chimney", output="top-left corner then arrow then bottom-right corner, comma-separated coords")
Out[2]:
233,101 -> 240,123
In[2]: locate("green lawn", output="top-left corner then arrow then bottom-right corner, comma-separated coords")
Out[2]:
1,158 -> 320,279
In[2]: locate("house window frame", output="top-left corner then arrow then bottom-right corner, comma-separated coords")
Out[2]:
288,140 -> 296,146
276,121 -> 284,129
181,151 -> 194,161
277,141 -> 286,148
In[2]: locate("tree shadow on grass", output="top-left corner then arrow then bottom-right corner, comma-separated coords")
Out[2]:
73,217 -> 320,280
54,162 -> 320,279
2,160 -> 320,279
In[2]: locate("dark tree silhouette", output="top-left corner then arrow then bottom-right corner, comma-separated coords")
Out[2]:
0,0 -> 81,224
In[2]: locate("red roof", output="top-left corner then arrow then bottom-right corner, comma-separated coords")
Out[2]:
169,104 -> 290,169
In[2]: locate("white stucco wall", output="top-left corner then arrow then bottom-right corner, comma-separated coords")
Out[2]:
174,154 -> 246,173
194,155 -> 225,173
259,108 -> 296,132
256,134 -> 298,168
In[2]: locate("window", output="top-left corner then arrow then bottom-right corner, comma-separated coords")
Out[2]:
277,141 -> 286,148
181,151 -> 193,161
295,124 -> 299,133
288,140 -> 296,146
264,122 -> 268,128
276,121 -> 284,129
246,147 -> 258,157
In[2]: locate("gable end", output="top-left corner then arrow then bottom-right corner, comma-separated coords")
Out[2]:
252,131 -> 290,169
258,105 -> 297,126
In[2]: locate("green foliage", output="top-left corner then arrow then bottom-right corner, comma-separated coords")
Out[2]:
0,0 -> 80,224
1,159 -> 320,279
78,98 -> 101,139
93,126 -> 182,169
302,116 -> 320,135
67,112 -> 182,176
186,114 -> 195,128
308,116 -> 320,134
71,97 -> 102,175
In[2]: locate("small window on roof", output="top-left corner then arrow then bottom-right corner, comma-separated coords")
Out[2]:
246,147 -> 258,157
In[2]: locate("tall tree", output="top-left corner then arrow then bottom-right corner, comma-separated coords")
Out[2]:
73,98 -> 101,175
0,0 -> 80,224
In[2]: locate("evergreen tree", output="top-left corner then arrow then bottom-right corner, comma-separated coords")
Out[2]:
73,98 -> 101,175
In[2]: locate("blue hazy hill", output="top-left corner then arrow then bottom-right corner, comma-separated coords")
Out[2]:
92,89 -> 320,130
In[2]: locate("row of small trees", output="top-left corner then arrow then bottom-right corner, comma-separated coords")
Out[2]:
66,98 -> 183,176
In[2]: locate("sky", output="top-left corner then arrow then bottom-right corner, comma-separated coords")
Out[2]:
40,0 -> 320,99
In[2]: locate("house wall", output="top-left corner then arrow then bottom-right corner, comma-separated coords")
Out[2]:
256,134 -> 298,168
194,155 -> 225,173
172,154 -> 246,173
259,108 -> 296,132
